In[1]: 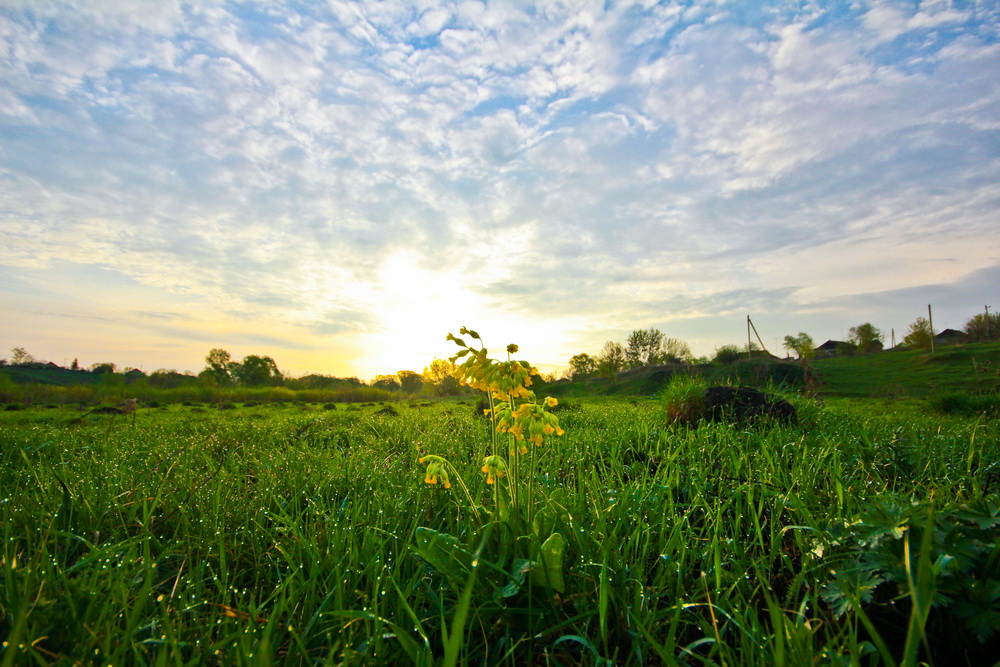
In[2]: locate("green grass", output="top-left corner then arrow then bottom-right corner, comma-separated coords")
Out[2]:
812,342 -> 1000,398
1,398 -> 998,665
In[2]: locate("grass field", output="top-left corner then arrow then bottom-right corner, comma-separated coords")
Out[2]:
2,393 -> 998,665
812,342 -> 1000,398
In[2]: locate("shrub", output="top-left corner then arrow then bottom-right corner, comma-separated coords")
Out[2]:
929,391 -> 1000,417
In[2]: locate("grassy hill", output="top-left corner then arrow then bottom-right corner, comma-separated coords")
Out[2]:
0,364 -> 103,386
812,341 -> 1000,397
542,341 -> 1000,400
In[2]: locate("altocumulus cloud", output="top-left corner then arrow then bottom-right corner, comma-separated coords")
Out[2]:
0,0 -> 998,375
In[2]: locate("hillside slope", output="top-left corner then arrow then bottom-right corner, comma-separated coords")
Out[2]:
812,342 -> 1000,397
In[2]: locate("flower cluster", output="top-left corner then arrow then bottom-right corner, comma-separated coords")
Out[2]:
492,396 -> 565,454
417,328 -> 567,493
481,455 -> 507,485
418,454 -> 452,489
447,329 -> 537,399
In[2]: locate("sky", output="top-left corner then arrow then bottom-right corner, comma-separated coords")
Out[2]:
1,0 -> 998,380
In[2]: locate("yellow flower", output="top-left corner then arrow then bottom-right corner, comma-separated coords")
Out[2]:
545,396 -> 558,408
482,455 -> 506,485
420,455 -> 452,489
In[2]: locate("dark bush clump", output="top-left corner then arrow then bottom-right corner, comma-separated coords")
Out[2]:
930,391 -> 1000,417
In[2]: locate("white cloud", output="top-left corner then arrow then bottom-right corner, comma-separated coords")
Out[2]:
0,0 -> 997,375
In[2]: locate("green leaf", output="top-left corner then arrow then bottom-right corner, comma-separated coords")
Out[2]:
531,532 -> 566,593
496,559 -> 533,600
412,528 -> 473,584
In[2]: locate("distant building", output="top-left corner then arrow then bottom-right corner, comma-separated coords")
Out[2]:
814,340 -> 857,358
934,329 -> 971,346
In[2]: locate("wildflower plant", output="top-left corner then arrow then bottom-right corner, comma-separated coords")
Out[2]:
415,327 -> 568,596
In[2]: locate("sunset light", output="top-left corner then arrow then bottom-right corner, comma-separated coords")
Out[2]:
0,1 -> 997,378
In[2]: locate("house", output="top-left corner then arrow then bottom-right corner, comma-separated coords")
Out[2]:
814,340 -> 857,358
934,329 -> 971,346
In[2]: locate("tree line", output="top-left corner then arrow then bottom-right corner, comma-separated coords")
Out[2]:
0,346 -> 473,397
567,328 -> 694,380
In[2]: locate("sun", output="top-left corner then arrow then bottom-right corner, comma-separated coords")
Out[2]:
356,252 -> 489,378
351,251 -> 590,381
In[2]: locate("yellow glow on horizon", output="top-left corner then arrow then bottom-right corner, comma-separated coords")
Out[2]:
353,252 -> 585,381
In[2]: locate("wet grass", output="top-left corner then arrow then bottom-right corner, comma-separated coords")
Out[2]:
1,398 -> 997,665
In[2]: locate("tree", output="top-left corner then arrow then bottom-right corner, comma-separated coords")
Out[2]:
423,358 -> 462,395
204,348 -> 238,386
568,353 -> 598,380
423,358 -> 459,384
149,369 -> 186,389
783,332 -> 816,361
848,323 -> 884,353
70,358 -> 80,371
902,317 -> 934,350
371,374 -> 401,391
597,341 -> 626,378
10,347 -> 34,365
964,312 -> 1000,341
713,345 -> 742,364
90,362 -> 118,374
659,337 -> 694,364
236,355 -> 283,386
626,328 -> 665,368
397,370 -> 424,394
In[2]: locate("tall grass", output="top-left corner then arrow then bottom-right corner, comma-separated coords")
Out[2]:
1,399 -> 996,664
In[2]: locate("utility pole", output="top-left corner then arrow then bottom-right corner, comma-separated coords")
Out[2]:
928,304 -> 935,354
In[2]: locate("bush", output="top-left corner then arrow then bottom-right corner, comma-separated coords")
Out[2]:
930,391 -> 1000,417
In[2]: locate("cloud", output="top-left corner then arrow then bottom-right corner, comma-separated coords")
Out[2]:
0,0 -> 997,375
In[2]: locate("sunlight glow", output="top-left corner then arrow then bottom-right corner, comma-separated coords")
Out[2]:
354,251 -> 586,380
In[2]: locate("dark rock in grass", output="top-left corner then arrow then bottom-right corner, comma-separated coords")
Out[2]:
703,386 -> 797,425
374,406 -> 399,416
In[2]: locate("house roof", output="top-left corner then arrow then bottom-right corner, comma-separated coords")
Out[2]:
816,340 -> 853,350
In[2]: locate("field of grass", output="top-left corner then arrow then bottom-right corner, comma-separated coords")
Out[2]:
812,342 -> 1000,398
2,395 -> 998,665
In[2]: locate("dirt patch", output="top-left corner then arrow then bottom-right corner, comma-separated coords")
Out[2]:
703,386 -> 797,425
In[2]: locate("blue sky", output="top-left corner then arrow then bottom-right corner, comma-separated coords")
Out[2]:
1,0 -> 998,379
